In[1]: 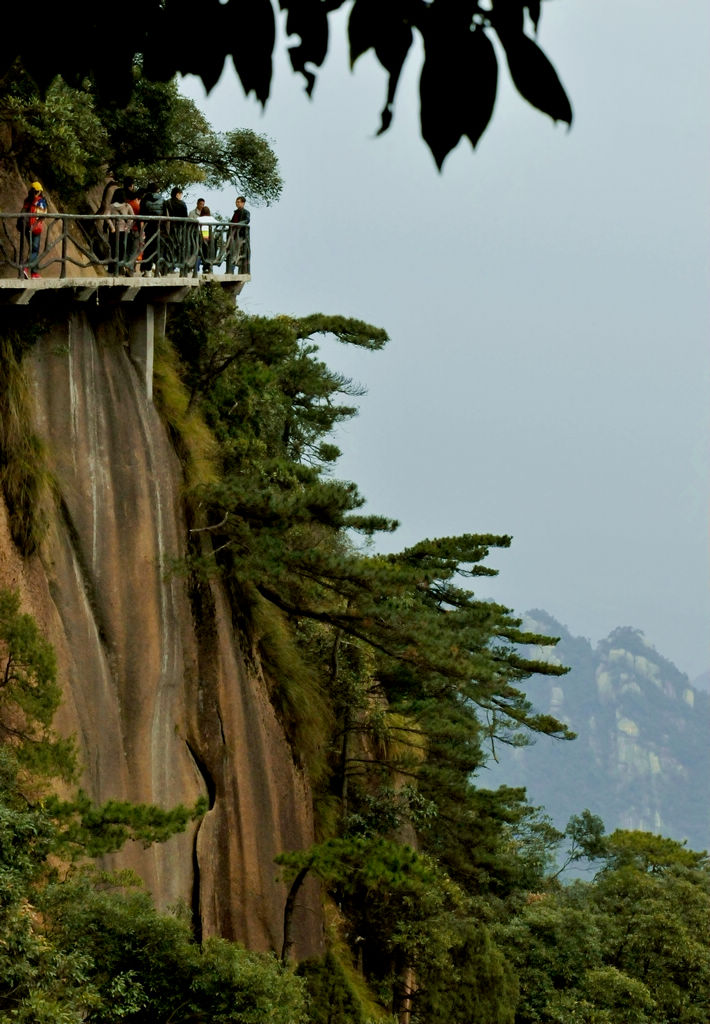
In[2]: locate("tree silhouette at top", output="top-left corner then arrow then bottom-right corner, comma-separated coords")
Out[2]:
5,0 -> 572,169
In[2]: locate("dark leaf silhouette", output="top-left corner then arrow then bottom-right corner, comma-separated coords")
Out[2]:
490,0 -> 525,36
280,0 -> 339,96
225,0 -> 276,104
526,1 -> 542,32
144,0 -> 227,94
497,28 -> 573,125
2,0 -> 574,167
420,6 -> 498,169
348,0 -> 383,66
463,29 -> 499,150
348,0 -> 413,134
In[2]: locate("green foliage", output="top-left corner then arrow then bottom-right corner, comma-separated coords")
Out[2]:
544,810 -> 606,882
279,838 -> 520,1023
0,64 -> 110,196
296,951 -> 368,1024
0,588 -> 74,784
415,920 -> 518,1024
34,877 -> 306,1024
246,591 -> 334,785
1,60 -> 282,203
163,289 -> 583,1022
168,292 -> 571,748
0,866 -> 306,1022
600,828 -> 707,874
153,331 -> 220,492
279,837 -> 466,986
495,831 -> 710,1024
95,71 -> 283,203
45,789 -> 208,860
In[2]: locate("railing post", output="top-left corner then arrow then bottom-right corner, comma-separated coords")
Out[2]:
61,219 -> 68,279
18,227 -> 25,277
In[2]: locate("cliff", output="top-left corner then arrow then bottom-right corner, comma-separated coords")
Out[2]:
0,301 -> 323,956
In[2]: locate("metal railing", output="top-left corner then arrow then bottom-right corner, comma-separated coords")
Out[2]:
0,212 -> 251,280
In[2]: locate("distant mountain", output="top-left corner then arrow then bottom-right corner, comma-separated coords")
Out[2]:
693,670 -> 710,693
482,611 -> 710,854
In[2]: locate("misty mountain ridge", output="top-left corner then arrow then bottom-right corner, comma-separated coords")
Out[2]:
693,668 -> 710,693
483,610 -> 710,854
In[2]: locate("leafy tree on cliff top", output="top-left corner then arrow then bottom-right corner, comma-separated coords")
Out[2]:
5,1 -> 572,168
0,61 -> 282,203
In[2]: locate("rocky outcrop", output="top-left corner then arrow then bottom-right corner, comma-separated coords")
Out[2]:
0,304 -> 322,955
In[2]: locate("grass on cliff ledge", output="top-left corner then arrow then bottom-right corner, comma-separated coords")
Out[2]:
153,333 -> 219,493
154,333 -> 334,791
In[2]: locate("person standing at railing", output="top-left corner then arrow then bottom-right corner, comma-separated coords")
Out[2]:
163,186 -> 189,272
189,198 -> 205,219
226,196 -> 250,274
17,181 -> 47,279
197,206 -> 218,273
139,182 -> 165,273
124,179 -> 143,272
107,188 -> 135,275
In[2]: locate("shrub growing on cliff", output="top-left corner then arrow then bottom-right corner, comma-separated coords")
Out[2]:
0,587 -> 73,784
1,60 -> 282,203
36,878 -> 306,1024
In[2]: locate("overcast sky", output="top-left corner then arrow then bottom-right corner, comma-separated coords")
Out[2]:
180,0 -> 709,680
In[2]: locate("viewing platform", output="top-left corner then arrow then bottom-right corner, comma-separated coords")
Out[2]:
0,211 -> 250,306
0,272 -> 248,307
1,211 -> 249,398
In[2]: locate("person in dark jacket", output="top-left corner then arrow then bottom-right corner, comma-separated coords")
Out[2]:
163,186 -> 188,219
139,182 -> 164,271
226,195 -> 250,274
162,187 -> 189,271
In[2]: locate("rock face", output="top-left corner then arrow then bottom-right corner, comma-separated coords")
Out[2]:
485,610 -> 710,853
0,305 -> 322,956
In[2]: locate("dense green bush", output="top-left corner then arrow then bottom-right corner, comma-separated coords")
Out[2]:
1,60 -> 282,203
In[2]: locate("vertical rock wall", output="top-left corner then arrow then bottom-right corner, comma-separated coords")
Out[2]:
0,304 -> 322,956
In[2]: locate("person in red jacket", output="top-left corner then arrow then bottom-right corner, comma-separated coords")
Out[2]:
18,181 -> 47,278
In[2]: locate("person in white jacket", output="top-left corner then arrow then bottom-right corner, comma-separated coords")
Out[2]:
196,206 -> 218,273
107,188 -> 135,274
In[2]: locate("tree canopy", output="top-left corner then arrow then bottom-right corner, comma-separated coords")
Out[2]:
0,63 -> 282,203
5,1 -> 573,169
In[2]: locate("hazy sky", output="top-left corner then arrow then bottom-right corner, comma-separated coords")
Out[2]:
180,0 -> 709,680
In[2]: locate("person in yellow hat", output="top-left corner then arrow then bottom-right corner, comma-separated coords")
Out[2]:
17,181 -> 47,278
